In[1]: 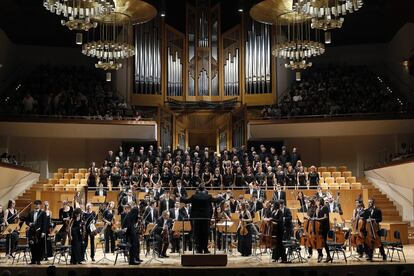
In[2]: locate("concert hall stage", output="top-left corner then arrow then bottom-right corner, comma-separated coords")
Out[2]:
1,246 -> 414,276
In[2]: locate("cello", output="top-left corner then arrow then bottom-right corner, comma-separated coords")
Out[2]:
365,217 -> 381,250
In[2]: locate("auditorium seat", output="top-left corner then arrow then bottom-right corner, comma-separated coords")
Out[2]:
48,179 -> 58,185
319,177 -> 325,185
55,184 -> 64,191
80,179 -> 88,186
317,167 -> 327,173
328,166 -> 337,173
76,185 -> 84,191
346,177 -> 356,184
74,173 -> 84,179
332,172 -> 341,179
342,171 -> 352,178
68,168 -> 78,174
57,168 -> 66,174
338,166 -> 348,173
351,182 -> 362,189
64,173 -> 74,179
322,172 -> 331,179
329,183 -> 339,190
85,173 -> 90,179
336,177 -> 345,184
325,177 -> 334,184
79,168 -> 88,174
53,173 -> 63,180
70,179 -> 80,185
340,183 -> 350,190
65,184 -> 76,191
320,183 -> 329,190
59,179 -> 69,185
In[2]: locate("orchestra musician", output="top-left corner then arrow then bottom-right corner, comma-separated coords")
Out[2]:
69,208 -> 83,264
26,200 -> 47,265
154,210 -> 172,258
58,200 -> 73,245
4,199 -> 19,256
272,184 -> 286,204
122,204 -> 142,265
142,200 -> 158,253
95,183 -> 108,197
315,186 -> 326,199
237,203 -> 253,257
173,180 -> 188,199
326,194 -> 343,215
179,203 -> 192,252
82,203 -> 97,262
102,201 -> 116,253
121,189 -> 137,207
43,201 -> 53,259
169,202 -> 183,253
315,198 -> 332,263
363,198 -> 387,261
271,201 -> 288,263
249,195 -> 263,217
279,200 -> 293,239
159,191 -> 175,214
351,199 -> 365,258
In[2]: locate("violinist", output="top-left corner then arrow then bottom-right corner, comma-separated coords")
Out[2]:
82,203 -> 97,262
237,203 -> 253,257
69,208 -> 83,265
122,204 -> 142,265
314,198 -> 332,263
363,198 -> 387,261
26,200 -> 47,265
4,199 -> 19,256
102,201 -> 116,253
271,201 -> 288,263
169,202 -> 183,253
326,195 -> 343,215
154,210 -> 172,258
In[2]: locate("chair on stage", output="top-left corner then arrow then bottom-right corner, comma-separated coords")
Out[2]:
383,230 -> 406,262
12,228 -> 31,265
282,231 -> 306,263
326,229 -> 348,263
114,230 -> 130,265
52,242 -> 71,265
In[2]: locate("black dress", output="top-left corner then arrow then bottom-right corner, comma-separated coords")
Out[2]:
5,209 -> 19,255
244,173 -> 255,186
171,172 -> 182,187
211,173 -> 222,187
223,173 -> 234,188
255,172 -> 266,186
234,173 -> 244,187
191,173 -> 202,187
267,172 -> 276,187
110,172 -> 121,187
308,172 -> 319,187
70,219 -> 83,264
285,171 -> 296,187
237,211 -> 252,256
297,172 -> 306,187
181,172 -> 191,187
276,171 -> 285,185
161,173 -> 172,187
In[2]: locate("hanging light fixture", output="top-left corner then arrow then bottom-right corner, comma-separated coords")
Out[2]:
82,12 -> 135,72
273,11 -> 325,71
43,0 -> 114,44
294,0 -> 363,43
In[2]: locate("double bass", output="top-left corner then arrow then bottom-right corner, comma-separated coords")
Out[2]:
350,209 -> 365,247
365,217 -> 381,250
259,219 -> 276,248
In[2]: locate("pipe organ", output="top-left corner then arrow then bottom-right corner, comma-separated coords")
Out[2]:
134,18 -> 162,95
130,0 -> 276,107
167,27 -> 184,97
244,16 -> 272,94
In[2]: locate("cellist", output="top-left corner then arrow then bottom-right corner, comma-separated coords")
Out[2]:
363,198 -> 387,261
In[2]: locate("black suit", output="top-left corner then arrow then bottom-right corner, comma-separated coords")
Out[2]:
363,207 -> 386,259
26,210 -> 47,263
169,208 -> 183,252
181,190 -> 224,253
249,201 -> 263,216
280,207 -> 293,239
143,207 -> 158,225
271,209 -> 287,262
159,198 -> 175,214
173,186 -> 188,199
123,207 -> 140,264
272,190 -> 286,204
153,188 -> 165,201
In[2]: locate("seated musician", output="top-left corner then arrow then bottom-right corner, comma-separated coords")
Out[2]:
272,184 -> 286,204
154,210 -> 173,258
271,201 -> 289,263
249,195 -> 263,217
326,195 -> 343,215
169,202 -> 183,253
363,198 -> 387,261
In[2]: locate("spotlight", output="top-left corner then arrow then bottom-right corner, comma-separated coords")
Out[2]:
106,72 -> 112,82
324,31 -> 331,44
160,0 -> 166,17
237,0 -> 244,12
296,71 -> 301,81
76,32 -> 83,45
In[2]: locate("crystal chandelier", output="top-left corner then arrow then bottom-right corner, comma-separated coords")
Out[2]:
43,0 -> 114,44
273,11 -> 325,72
294,0 -> 363,43
82,12 -> 135,74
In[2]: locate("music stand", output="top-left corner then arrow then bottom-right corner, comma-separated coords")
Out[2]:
145,223 -> 162,264
216,221 -> 233,254
2,224 -> 19,259
174,221 -> 191,254
96,225 -> 113,264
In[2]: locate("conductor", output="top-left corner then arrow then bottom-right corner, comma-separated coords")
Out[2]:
180,184 -> 224,254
